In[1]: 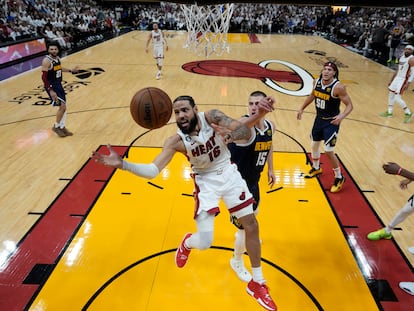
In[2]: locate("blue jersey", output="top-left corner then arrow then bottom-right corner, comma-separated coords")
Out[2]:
46,55 -> 63,85
313,77 -> 340,119
229,119 -> 273,186
45,55 -> 66,105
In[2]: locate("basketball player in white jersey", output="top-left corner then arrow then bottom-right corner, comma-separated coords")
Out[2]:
145,22 -> 168,80
380,44 -> 414,123
92,95 -> 278,311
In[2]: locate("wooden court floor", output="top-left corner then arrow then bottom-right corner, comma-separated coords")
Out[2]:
0,31 -> 414,310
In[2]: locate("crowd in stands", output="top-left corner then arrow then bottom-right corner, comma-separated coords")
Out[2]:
0,0 -> 413,66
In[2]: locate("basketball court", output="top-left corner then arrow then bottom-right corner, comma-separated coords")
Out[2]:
0,7 -> 414,310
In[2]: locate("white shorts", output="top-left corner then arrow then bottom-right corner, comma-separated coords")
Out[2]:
153,45 -> 164,59
192,163 -> 254,219
389,76 -> 405,94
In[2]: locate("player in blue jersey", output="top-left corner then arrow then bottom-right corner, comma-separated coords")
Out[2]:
41,42 -> 79,137
297,62 -> 353,193
226,90 -> 276,282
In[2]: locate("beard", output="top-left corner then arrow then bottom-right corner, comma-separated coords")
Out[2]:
177,115 -> 198,134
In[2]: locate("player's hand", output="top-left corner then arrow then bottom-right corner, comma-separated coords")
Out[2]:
92,144 -> 123,168
382,162 -> 400,175
297,109 -> 303,120
257,96 -> 275,115
400,178 -> 412,190
268,171 -> 275,188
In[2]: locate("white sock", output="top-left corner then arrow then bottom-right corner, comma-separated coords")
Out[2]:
252,266 -> 265,284
333,167 -> 342,178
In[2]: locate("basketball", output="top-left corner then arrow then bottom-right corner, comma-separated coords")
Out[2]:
130,87 -> 173,129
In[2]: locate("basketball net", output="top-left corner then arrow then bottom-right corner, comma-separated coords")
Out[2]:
180,3 -> 234,57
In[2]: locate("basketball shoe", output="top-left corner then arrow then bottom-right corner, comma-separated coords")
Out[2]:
399,282 -> 414,296
304,167 -> 322,178
330,176 -> 345,193
175,233 -> 192,268
408,246 -> 414,254
380,111 -> 393,117
230,257 -> 251,283
61,127 -> 73,136
404,112 -> 412,123
52,126 -> 66,137
367,228 -> 392,240
156,71 -> 161,80
246,280 -> 277,311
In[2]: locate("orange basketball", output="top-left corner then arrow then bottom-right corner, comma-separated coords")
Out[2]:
130,87 -> 173,129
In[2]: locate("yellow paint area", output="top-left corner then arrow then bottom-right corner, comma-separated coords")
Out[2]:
29,148 -> 378,311
227,33 -> 251,43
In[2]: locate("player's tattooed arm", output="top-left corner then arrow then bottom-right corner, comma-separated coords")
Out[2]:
207,109 -> 250,143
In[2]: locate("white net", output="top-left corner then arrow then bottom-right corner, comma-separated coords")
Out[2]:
180,3 -> 234,57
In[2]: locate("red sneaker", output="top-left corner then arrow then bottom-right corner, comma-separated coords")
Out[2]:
175,233 -> 192,268
246,280 -> 277,311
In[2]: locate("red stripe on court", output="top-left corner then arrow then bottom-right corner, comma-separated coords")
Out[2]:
248,33 -> 261,43
0,145 -> 128,311
318,153 -> 414,310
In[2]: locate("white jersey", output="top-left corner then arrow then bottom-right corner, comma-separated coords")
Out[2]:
395,54 -> 413,80
389,54 -> 413,94
177,112 -> 231,174
151,30 -> 164,48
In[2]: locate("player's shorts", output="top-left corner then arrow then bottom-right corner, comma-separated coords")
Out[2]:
311,117 -> 339,149
192,162 -> 254,219
153,45 -> 164,59
230,181 -> 259,229
47,83 -> 66,106
389,76 -> 405,94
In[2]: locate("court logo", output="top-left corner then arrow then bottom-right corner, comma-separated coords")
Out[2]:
305,50 -> 348,69
182,60 -> 314,97
8,67 -> 105,105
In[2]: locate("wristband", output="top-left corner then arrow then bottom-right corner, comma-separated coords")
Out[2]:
397,167 -> 403,175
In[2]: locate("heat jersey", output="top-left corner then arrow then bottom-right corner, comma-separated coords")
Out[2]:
177,112 -> 231,174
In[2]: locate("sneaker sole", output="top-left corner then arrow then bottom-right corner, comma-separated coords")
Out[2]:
304,171 -> 322,178
175,233 -> 191,268
367,235 -> 392,241
246,287 -> 276,311
230,259 -> 251,283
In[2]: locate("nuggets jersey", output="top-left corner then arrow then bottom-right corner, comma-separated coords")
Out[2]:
313,78 -> 341,119
177,112 -> 231,174
46,55 -> 63,84
228,119 -> 273,185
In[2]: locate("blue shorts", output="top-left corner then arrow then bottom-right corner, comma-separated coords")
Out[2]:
47,83 -> 66,106
311,117 -> 339,148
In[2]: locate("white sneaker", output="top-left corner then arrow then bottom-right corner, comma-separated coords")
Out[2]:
230,257 -> 251,283
399,282 -> 414,296
408,246 -> 414,254
156,72 -> 161,80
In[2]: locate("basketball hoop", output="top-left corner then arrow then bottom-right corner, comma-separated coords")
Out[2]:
180,3 -> 234,57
